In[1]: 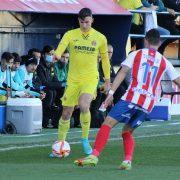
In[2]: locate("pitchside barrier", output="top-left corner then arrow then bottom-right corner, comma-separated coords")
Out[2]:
0,102 -> 6,133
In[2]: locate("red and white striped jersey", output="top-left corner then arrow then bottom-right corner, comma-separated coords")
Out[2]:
121,48 -> 179,112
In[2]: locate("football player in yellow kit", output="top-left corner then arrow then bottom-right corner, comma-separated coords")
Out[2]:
50,7 -> 110,157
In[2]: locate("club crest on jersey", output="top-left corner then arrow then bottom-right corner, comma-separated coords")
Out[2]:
91,40 -> 97,46
148,55 -> 155,62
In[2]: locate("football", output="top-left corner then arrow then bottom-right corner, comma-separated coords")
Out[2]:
52,140 -> 71,158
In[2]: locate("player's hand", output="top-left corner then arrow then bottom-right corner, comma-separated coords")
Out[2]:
104,94 -> 113,108
167,8 -> 175,16
151,5 -> 158,11
39,92 -> 46,100
54,54 -> 61,62
175,16 -> 180,26
99,84 -> 106,93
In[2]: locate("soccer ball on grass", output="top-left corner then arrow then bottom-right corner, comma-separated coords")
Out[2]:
52,140 -> 71,158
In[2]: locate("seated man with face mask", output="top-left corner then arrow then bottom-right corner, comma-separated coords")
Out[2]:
36,45 -> 62,128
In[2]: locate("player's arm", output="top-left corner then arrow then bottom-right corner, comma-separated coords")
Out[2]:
165,60 -> 180,88
54,31 -> 70,60
99,37 -> 111,91
110,65 -> 130,92
104,51 -> 136,107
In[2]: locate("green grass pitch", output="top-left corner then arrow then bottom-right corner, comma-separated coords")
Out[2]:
0,116 -> 180,180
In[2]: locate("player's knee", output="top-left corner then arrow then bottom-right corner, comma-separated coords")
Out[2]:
103,116 -> 118,128
79,104 -> 90,113
122,124 -> 134,134
62,110 -> 72,120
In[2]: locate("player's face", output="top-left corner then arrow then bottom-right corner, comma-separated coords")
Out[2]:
26,64 -> 37,73
108,46 -> 113,60
1,58 -> 14,71
78,16 -> 93,32
60,53 -> 69,64
33,52 -> 41,63
12,62 -> 20,71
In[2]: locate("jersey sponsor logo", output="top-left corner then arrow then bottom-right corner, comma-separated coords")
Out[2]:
74,45 -> 95,52
132,87 -> 155,98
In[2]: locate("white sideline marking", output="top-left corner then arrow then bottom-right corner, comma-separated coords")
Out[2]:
0,132 -> 180,152
1,123 -> 171,138
168,122 -> 180,125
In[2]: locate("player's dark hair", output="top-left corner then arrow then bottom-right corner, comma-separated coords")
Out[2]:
25,56 -> 38,66
1,52 -> 14,63
78,8 -> 92,20
145,29 -> 160,46
42,45 -> 54,54
64,49 -> 69,54
28,48 -> 41,56
12,52 -> 22,63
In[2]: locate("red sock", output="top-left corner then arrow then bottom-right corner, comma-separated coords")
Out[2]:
92,124 -> 111,157
122,131 -> 135,161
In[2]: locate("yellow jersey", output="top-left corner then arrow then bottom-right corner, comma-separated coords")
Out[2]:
55,28 -> 110,82
116,0 -> 143,25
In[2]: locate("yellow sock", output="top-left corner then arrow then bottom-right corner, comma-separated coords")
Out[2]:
58,118 -> 70,141
80,111 -> 91,139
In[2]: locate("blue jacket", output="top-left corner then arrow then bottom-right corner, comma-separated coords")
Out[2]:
14,65 -> 40,97
0,67 -> 7,95
141,0 -> 167,11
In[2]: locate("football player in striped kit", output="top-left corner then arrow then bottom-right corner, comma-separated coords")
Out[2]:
74,29 -> 180,170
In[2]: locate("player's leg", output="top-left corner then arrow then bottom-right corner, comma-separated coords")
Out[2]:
74,99 -> 138,167
57,81 -> 79,141
119,109 -> 147,170
118,124 -> 134,170
78,93 -> 93,155
50,81 -> 78,158
74,116 -> 118,166
58,106 -> 74,141
78,79 -> 98,155
49,106 -> 74,158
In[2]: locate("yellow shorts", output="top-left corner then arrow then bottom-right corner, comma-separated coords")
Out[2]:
62,79 -> 98,107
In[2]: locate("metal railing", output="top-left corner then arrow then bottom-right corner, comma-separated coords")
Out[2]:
129,9 -> 180,64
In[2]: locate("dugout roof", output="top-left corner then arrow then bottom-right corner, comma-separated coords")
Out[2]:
0,0 -> 130,15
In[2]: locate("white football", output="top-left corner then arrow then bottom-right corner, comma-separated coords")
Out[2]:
52,140 -> 71,158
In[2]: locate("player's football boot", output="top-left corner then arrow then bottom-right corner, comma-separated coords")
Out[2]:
74,155 -> 98,167
82,138 -> 92,155
49,153 -> 59,158
118,160 -> 132,170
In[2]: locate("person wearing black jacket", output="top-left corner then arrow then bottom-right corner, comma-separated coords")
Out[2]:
158,0 -> 180,55
36,45 -> 62,128
163,0 -> 180,11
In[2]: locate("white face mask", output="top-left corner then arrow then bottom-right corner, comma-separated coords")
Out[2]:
45,55 -> 53,63
37,58 -> 40,65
